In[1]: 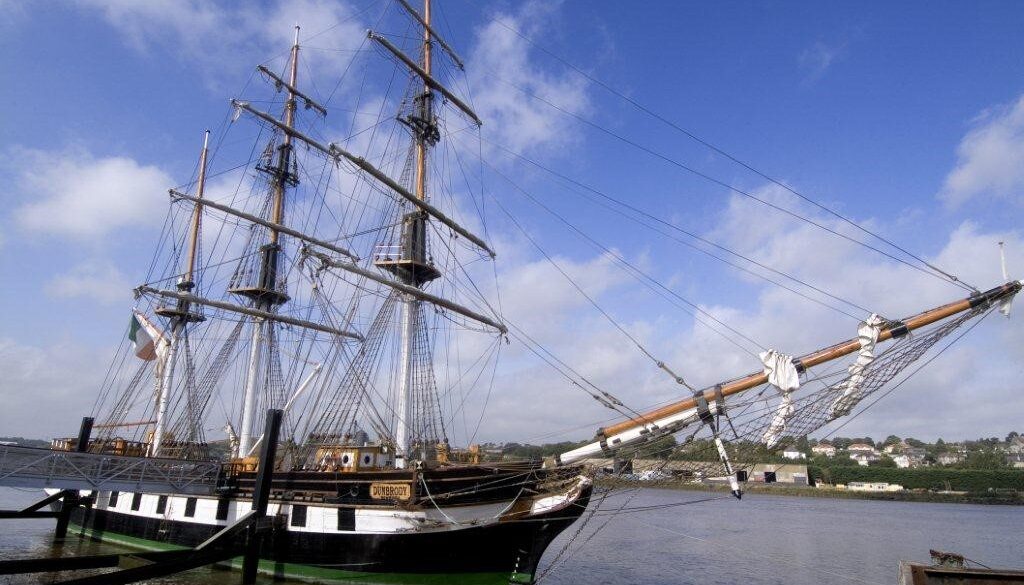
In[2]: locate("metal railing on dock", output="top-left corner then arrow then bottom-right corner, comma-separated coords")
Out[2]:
0,411 -> 282,585
0,444 -> 222,495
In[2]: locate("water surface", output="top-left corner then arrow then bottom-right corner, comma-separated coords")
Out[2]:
1,486 -> 1020,585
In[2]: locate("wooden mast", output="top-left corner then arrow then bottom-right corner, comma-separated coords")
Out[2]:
415,0 -> 431,204
269,28 -> 300,248
237,26 -> 301,457
184,131 -> 209,285
151,130 -> 212,456
394,0 -> 435,469
598,280 -> 1023,439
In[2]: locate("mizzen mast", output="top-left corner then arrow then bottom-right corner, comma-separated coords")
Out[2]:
373,0 -> 441,468
360,0 -> 492,467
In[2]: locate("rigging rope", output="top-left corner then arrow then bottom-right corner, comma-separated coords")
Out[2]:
472,136 -> 874,320
610,303 -> 995,482
484,72 -> 978,295
478,153 -> 769,355
486,186 -> 700,392
482,14 -> 976,294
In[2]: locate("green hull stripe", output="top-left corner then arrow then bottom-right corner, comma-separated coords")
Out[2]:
68,523 -> 533,585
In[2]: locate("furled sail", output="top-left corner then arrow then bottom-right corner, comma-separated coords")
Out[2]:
828,314 -> 884,420
760,349 -> 800,448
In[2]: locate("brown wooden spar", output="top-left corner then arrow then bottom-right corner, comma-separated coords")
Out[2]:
598,280 -> 1022,439
93,420 -> 157,429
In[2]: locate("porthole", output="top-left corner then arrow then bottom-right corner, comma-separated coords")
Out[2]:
362,454 -> 371,465
341,454 -> 351,465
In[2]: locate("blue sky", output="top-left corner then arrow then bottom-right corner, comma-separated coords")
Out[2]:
1,1 -> 1022,444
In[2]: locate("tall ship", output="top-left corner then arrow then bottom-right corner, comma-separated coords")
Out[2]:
1,1 -> 1020,584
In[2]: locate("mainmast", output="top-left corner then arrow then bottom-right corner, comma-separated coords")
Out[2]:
151,131 -> 210,456
392,0 -> 439,468
234,26 -> 302,457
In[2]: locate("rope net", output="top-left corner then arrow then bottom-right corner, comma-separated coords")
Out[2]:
611,305 -> 990,481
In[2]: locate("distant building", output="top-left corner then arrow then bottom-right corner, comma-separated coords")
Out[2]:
1007,437 -> 1024,454
892,454 -> 912,468
812,444 -> 836,457
937,452 -> 965,466
888,447 -> 927,468
846,482 -> 903,492
947,443 -> 968,454
749,463 -> 809,485
904,447 -> 926,460
848,443 -> 881,466
1006,453 -> 1024,469
883,441 -> 926,462
850,452 -> 880,466
782,448 -> 806,460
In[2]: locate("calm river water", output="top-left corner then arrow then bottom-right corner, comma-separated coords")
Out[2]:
0,486 -> 1020,585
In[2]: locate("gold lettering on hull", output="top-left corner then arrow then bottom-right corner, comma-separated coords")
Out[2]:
370,482 -> 412,500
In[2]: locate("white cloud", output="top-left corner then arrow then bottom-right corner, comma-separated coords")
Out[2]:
497,251 -> 631,337
798,40 -> 845,82
467,2 -> 590,155
0,338 -> 112,439
44,260 -> 134,305
75,0 -> 366,89
446,249 -> 664,443
77,0 -> 236,52
940,94 -> 1024,207
261,0 -> 366,78
463,183 -> 1023,445
12,147 -> 172,239
669,187 -> 1024,441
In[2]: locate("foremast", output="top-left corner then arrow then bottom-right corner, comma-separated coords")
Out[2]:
150,131 -> 210,456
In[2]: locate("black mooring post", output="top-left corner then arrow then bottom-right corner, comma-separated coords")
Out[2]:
242,409 -> 282,585
54,417 -> 95,540
75,417 -> 95,453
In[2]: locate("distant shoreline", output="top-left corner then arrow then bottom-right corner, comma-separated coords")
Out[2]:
596,478 -> 1024,505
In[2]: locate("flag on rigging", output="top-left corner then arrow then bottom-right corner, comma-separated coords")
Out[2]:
129,310 -> 166,361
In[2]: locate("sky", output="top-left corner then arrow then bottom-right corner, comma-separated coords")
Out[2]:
1,0 -> 1023,446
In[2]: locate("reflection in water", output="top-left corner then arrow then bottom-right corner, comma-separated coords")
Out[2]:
1,487 -> 1021,585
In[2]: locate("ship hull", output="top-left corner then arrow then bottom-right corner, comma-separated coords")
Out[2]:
62,477 -> 592,584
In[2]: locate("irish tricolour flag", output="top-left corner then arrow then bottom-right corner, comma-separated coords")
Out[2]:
129,310 -> 166,361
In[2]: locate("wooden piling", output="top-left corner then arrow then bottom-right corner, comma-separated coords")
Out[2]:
242,408 -> 283,584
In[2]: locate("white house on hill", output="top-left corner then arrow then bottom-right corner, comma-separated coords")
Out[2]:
812,444 -> 836,457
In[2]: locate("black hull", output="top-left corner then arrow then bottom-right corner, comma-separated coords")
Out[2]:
68,485 -> 592,583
